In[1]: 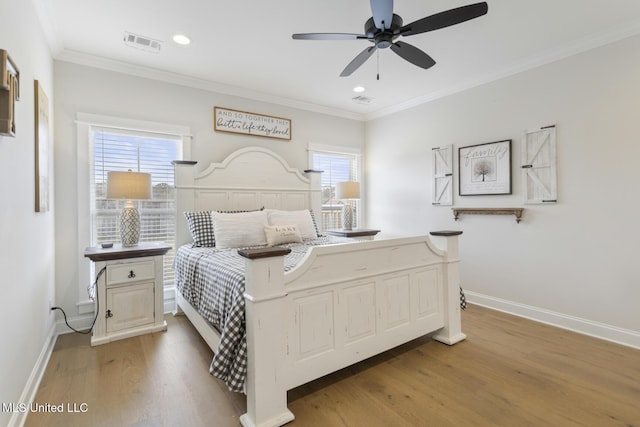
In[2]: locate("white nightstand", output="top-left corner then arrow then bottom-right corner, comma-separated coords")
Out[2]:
84,242 -> 171,346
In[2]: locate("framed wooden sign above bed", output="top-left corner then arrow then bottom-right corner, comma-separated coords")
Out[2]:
214,106 -> 291,140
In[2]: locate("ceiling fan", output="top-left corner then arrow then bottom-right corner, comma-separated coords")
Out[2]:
292,0 -> 488,77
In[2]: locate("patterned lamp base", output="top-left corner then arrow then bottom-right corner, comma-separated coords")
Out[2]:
341,204 -> 354,230
120,207 -> 141,247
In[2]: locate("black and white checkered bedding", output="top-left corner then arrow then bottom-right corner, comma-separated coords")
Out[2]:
174,235 -> 350,392
174,236 -> 468,392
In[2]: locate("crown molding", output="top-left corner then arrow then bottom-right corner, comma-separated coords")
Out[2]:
33,0 -> 366,122
55,49 -> 366,122
32,0 -> 640,123
364,19 -> 640,121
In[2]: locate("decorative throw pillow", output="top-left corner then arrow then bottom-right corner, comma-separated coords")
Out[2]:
212,210 -> 269,249
267,209 -> 318,240
264,224 -> 303,246
184,207 -> 265,247
184,211 -> 216,247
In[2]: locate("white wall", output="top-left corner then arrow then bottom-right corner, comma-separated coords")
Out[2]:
0,0 -> 55,425
54,61 -> 364,320
366,34 -> 640,347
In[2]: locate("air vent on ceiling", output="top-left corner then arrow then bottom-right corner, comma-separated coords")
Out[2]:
352,95 -> 374,105
123,32 -> 162,53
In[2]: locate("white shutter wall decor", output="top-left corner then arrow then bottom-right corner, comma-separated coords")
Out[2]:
432,144 -> 453,206
521,126 -> 557,204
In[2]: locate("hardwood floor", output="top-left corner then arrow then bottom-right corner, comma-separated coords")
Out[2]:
26,305 -> 640,426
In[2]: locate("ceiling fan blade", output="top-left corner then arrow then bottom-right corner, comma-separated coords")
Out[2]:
400,2 -> 488,36
390,41 -> 436,69
292,33 -> 366,40
340,46 -> 377,77
370,0 -> 394,30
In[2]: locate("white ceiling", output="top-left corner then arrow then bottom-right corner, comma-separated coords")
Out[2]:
37,0 -> 640,120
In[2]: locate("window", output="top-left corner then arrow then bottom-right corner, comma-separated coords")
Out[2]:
76,113 -> 190,315
309,145 -> 362,230
90,128 -> 180,287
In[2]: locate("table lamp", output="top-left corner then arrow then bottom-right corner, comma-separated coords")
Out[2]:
335,181 -> 360,230
107,170 -> 152,246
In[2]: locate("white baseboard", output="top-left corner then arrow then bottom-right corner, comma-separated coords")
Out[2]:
465,291 -> 640,350
76,299 -> 94,315
55,312 -> 95,335
8,322 -> 58,427
11,291 -> 179,427
163,286 -> 176,314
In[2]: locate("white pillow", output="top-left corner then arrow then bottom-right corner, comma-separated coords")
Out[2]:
267,209 -> 318,240
212,210 -> 268,249
264,224 -> 303,246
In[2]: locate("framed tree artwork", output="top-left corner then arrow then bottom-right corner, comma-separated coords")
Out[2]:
459,139 -> 511,196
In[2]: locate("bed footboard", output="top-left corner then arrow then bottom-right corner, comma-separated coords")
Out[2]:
238,232 -> 464,427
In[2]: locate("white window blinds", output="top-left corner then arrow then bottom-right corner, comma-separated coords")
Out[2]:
311,149 -> 361,230
91,128 -> 179,286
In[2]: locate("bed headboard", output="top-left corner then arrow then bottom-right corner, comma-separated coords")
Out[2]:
173,146 -> 322,246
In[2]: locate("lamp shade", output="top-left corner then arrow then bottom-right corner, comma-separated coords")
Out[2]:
107,171 -> 152,200
335,181 -> 360,200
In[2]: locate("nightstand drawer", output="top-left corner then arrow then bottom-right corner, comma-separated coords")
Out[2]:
107,260 -> 155,285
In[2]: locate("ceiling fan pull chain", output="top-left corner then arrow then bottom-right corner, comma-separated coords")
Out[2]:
377,50 -> 380,80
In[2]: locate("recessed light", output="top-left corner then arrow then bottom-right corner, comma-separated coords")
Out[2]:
353,86 -> 365,93
172,34 -> 191,45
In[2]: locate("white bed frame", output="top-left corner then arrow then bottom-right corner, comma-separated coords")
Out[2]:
173,146 -> 465,427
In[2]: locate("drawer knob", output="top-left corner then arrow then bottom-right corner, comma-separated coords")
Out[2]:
128,270 -> 136,279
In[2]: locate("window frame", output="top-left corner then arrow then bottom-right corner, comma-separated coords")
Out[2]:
76,113 -> 191,315
308,143 -> 364,231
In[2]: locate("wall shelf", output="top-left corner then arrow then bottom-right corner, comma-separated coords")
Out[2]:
452,207 -> 524,223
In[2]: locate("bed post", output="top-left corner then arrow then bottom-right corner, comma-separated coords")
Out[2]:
429,231 -> 467,345
172,160 -> 197,246
238,247 -> 295,427
304,169 -> 323,233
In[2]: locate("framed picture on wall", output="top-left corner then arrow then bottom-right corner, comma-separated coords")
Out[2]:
34,80 -> 50,212
459,139 -> 511,196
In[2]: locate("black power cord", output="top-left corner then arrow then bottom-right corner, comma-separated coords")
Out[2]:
51,266 -> 106,334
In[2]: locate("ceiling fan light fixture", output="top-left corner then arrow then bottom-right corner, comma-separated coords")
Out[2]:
292,1 -> 488,77
353,86 -> 366,93
172,34 -> 191,45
